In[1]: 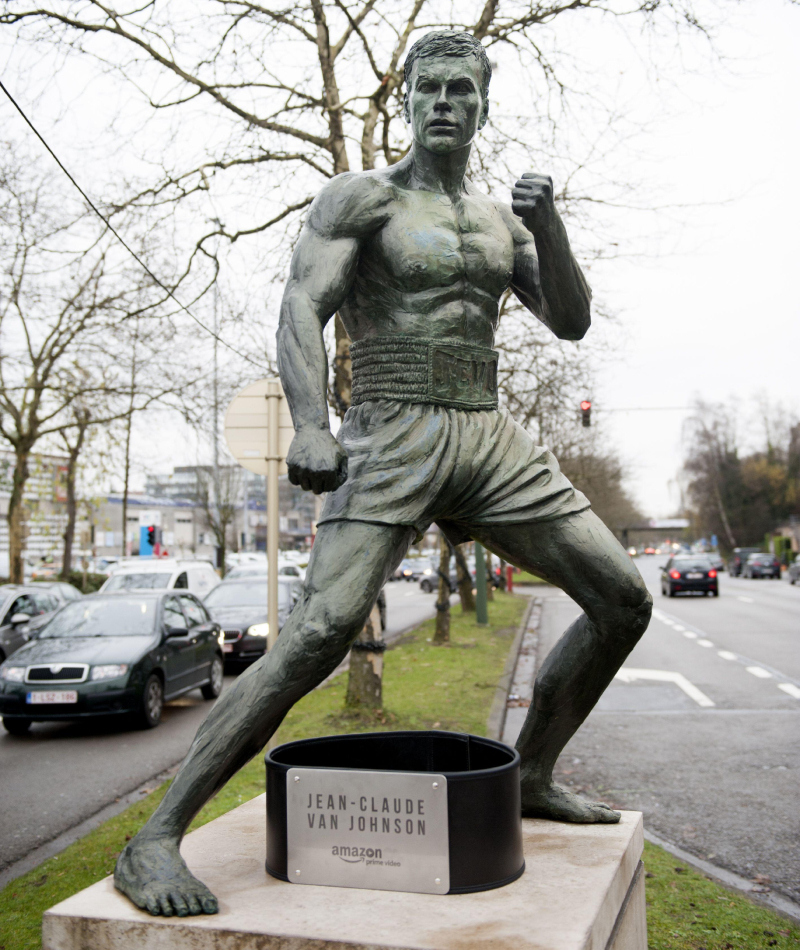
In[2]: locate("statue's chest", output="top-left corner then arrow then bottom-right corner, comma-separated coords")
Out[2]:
369,193 -> 514,292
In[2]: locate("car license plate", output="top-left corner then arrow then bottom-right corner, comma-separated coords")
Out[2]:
686,572 -> 703,579
222,643 -> 234,653
27,691 -> 78,704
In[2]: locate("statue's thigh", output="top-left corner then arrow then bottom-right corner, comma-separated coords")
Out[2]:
474,510 -> 645,612
303,521 -> 415,626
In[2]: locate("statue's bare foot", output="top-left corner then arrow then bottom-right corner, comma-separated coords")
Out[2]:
114,834 -> 219,917
521,779 -> 620,824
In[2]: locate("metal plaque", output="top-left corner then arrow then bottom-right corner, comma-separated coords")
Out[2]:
286,767 -> 449,894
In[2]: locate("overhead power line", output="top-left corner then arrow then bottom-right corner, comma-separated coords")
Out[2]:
0,78 -> 267,372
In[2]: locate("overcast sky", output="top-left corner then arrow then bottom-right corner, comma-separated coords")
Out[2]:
588,0 -> 800,515
1,1 -> 798,517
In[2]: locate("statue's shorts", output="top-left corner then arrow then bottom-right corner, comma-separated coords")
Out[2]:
317,399 -> 590,545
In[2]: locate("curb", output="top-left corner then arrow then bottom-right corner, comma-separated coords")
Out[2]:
486,594 -> 536,741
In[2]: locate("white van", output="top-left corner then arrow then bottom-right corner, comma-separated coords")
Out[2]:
99,559 -> 220,598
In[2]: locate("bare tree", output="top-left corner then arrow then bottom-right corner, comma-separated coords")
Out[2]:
433,531 -> 451,644
196,465 -> 243,576
1,0 -> 723,409
57,403 -> 91,577
453,544 -> 476,612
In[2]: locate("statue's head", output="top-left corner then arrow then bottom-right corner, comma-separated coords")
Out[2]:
403,31 -> 491,153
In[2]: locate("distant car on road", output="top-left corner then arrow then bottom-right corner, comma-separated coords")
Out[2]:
100,558 -> 220,598
0,591 -> 224,735
661,556 -> 719,597
788,555 -> 800,585
203,577 -> 303,665
728,547 -> 762,577
0,583 -> 83,664
743,554 -> 781,579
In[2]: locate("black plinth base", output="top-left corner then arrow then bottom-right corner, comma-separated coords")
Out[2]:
265,730 -> 524,893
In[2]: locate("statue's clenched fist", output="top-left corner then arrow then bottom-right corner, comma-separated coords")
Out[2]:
286,428 -> 348,495
511,173 -> 556,234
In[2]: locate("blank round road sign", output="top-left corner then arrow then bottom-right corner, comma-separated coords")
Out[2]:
224,378 -> 294,476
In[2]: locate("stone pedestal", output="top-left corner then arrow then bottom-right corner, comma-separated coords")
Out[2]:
43,795 -> 646,950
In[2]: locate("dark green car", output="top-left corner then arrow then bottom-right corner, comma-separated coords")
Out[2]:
0,591 -> 225,735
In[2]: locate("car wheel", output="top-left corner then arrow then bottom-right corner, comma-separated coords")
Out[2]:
421,580 -> 432,593
712,588 -> 719,597
668,585 -> 675,598
3,717 -> 31,736
138,674 -> 164,729
202,656 -> 224,700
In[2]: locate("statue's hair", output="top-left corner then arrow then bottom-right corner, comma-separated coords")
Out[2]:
403,31 -> 492,96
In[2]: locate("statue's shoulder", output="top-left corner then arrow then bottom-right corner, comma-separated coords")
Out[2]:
308,170 -> 395,238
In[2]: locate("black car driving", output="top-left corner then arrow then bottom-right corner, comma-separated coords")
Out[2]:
661,556 -> 719,597
743,554 -> 781,579
0,591 -> 224,735
204,577 -> 303,665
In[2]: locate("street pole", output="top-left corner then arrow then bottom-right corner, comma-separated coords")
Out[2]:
474,542 -> 488,626
266,381 -> 281,653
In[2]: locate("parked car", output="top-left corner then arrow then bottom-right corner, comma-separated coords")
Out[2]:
660,556 -> 719,597
420,569 -> 457,593
0,591 -> 224,734
728,547 -> 762,577
743,553 -> 781,579
225,563 -> 307,581
203,576 -> 303,665
100,559 -> 220,598
0,583 -> 82,664
788,555 -> 800,585
391,559 -> 418,582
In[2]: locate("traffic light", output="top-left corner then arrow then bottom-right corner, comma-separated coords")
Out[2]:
147,525 -> 157,547
580,400 -> 592,427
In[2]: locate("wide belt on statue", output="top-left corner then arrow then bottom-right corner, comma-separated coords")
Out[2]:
349,335 -> 499,411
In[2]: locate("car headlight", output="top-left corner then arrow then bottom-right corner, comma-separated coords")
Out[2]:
0,667 -> 25,682
247,623 -> 270,638
91,664 -> 128,681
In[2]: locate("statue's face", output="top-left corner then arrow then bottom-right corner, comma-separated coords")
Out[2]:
405,55 -> 488,153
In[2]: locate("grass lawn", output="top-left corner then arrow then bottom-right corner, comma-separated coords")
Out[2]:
1,589 -> 797,950
513,571 -> 549,585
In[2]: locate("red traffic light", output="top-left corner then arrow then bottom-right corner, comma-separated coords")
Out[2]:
580,400 -> 592,411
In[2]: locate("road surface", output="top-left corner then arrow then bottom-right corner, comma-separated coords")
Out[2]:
0,581 -> 446,874
507,557 -> 800,903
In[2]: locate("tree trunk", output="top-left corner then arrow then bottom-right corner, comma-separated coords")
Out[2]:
485,549 -> 494,601
62,450 -> 79,577
7,447 -> 31,584
346,601 -> 384,709
121,408 -> 134,556
453,544 -> 476,612
433,533 -> 451,645
61,417 -> 89,578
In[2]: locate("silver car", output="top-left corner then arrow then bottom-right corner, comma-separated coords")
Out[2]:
0,583 -> 82,663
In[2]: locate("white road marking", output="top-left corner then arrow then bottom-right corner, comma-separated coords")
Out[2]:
404,590 -> 416,597
738,596 -> 754,604
615,667 -> 715,707
778,683 -> 800,699
746,666 -> 772,679
683,631 -> 698,640
697,639 -> 714,648
718,650 -> 737,661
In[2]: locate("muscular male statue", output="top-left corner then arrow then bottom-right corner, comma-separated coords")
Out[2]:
115,30 -> 652,917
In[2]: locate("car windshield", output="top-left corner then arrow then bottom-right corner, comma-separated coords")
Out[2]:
205,582 -> 288,608
40,598 -> 157,637
674,560 -> 711,570
105,573 -> 172,591
751,555 -> 773,563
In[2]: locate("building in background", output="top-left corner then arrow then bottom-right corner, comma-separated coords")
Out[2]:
0,449 -> 69,577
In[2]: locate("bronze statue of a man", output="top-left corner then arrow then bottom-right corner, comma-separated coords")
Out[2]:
115,30 -> 652,917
